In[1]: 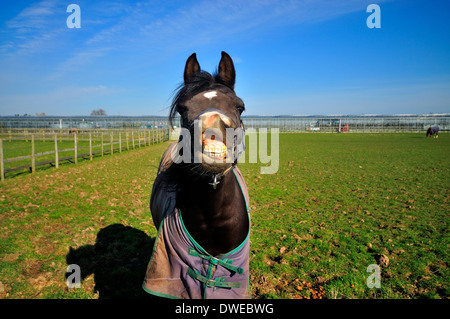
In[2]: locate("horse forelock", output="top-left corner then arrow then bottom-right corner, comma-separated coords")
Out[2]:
169,70 -> 237,128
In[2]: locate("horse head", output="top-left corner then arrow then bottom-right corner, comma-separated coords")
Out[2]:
169,52 -> 245,185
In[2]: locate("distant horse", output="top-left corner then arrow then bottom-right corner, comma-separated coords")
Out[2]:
426,126 -> 439,138
143,52 -> 250,299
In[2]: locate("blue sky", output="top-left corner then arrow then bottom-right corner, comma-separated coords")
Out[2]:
0,0 -> 449,116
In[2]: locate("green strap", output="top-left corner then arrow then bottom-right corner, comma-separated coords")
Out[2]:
187,268 -> 240,288
188,247 -> 244,275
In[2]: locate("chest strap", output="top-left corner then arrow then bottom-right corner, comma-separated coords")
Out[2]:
187,247 -> 243,289
188,247 -> 244,274
187,268 -> 240,288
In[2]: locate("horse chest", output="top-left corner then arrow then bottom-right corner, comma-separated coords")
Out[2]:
181,192 -> 248,256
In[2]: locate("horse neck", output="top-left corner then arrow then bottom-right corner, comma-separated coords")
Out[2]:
178,169 -> 237,219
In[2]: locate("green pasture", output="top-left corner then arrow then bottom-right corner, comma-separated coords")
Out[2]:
0,133 -> 448,299
1,138 -> 92,174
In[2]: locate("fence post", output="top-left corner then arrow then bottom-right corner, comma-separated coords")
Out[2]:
31,135 -> 36,173
74,133 -> 78,164
0,139 -> 4,182
89,133 -> 93,160
119,132 -> 122,153
126,132 -> 129,151
101,132 -> 104,157
110,132 -> 113,155
54,134 -> 59,168
132,131 -> 135,149
138,132 -> 141,148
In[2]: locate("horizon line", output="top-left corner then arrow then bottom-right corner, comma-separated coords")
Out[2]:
1,113 -> 449,118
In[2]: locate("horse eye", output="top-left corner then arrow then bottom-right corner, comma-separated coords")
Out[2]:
236,105 -> 245,114
177,105 -> 188,114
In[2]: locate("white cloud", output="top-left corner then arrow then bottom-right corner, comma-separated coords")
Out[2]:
6,0 -> 57,29
3,0 -> 66,55
0,0 -> 399,116
83,0 -> 392,54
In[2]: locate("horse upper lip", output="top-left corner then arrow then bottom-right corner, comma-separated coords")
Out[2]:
201,127 -> 226,144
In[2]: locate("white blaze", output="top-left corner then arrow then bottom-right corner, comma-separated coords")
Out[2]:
203,91 -> 218,100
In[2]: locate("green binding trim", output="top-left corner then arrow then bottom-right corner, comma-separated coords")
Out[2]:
142,283 -> 180,299
232,169 -> 249,212
188,247 -> 244,274
220,169 -> 250,257
142,217 -> 181,299
187,268 -> 241,288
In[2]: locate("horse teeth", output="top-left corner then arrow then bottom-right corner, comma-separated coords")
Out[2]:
203,148 -> 226,159
202,140 -> 226,159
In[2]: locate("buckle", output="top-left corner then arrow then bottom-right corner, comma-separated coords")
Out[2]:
206,279 -> 217,287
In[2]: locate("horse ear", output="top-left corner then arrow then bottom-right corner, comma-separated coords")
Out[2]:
184,53 -> 201,83
216,51 -> 235,89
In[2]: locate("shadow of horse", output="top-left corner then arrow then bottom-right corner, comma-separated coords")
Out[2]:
66,223 -> 156,299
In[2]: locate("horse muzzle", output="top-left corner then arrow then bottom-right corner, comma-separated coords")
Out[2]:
194,109 -> 245,165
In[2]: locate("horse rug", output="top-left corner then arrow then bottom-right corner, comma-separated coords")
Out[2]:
142,143 -> 250,299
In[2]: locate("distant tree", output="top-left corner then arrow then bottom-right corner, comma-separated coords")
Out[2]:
36,112 -> 46,116
90,109 -> 107,116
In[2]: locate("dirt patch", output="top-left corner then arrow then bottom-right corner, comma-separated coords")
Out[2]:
28,272 -> 56,292
3,253 -> 20,263
375,254 -> 390,267
22,259 -> 44,277
251,275 -> 276,297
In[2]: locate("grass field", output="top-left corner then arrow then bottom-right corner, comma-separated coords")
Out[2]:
0,133 -> 448,299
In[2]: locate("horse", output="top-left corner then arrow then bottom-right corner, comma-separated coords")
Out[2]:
426,126 -> 439,138
143,52 -> 250,299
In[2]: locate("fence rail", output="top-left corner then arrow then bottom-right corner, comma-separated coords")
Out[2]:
0,128 -> 170,181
